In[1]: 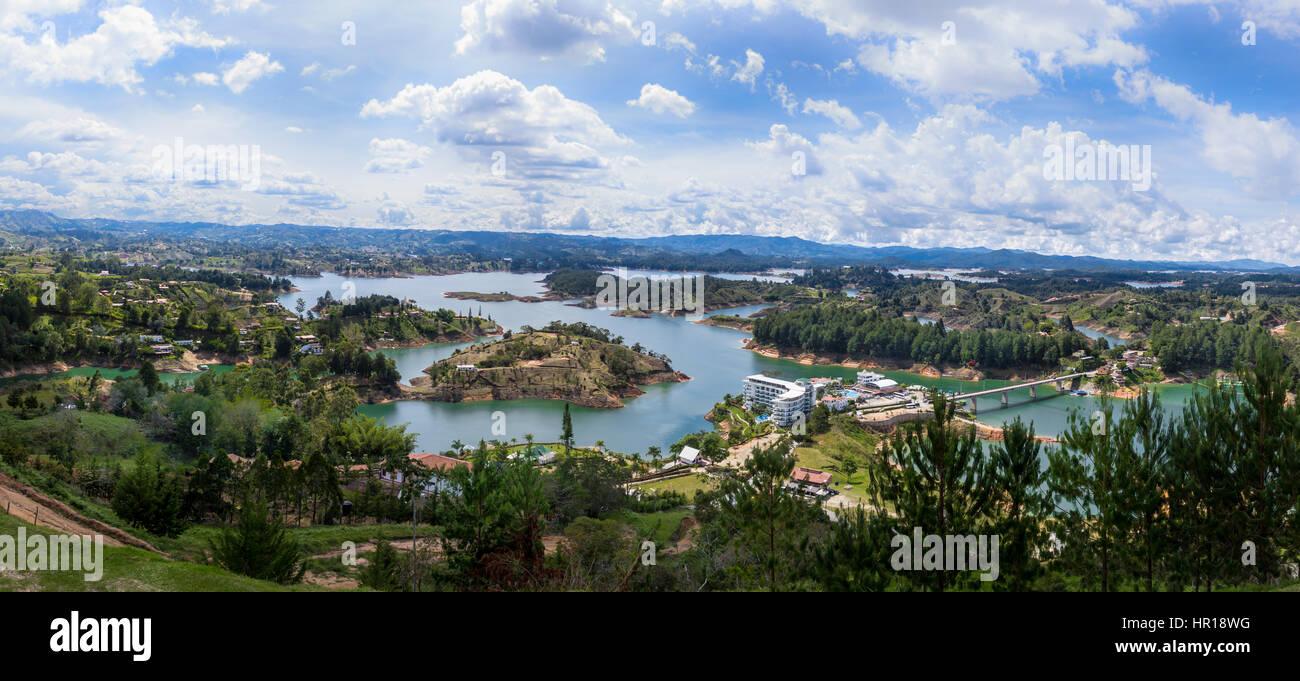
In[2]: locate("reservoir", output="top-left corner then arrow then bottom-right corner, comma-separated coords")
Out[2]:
276,272 -> 1204,455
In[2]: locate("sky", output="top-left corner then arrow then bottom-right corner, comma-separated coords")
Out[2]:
2,1 -> 1300,264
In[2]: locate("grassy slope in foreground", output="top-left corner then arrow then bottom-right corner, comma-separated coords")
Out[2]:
407,330 -> 687,408
0,513 -> 311,592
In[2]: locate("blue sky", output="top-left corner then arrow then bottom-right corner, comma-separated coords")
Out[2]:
2,0 -> 1300,264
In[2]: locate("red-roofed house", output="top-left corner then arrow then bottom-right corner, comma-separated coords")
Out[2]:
791,467 -> 833,488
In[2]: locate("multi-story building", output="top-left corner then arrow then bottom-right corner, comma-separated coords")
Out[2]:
743,374 -> 821,426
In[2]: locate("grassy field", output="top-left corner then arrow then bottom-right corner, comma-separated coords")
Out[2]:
630,473 -> 715,499
0,511 -> 313,592
793,419 -> 880,506
155,522 -> 431,563
602,508 -> 693,547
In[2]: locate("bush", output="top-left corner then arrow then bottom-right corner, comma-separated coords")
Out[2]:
209,500 -> 305,584
110,454 -> 186,536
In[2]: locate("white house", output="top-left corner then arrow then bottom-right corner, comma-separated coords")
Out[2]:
679,446 -> 701,466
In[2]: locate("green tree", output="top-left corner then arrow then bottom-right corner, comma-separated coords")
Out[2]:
1048,400 -> 1127,592
867,392 -> 992,591
807,505 -> 894,592
988,416 -> 1052,591
560,402 -> 574,453
716,438 -> 820,591
209,500 -> 305,584
111,453 -> 187,537
359,539 -> 403,591
137,360 -> 160,395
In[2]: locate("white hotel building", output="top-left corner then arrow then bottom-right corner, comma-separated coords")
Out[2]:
743,374 -> 822,426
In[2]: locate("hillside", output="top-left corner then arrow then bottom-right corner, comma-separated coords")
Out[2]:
2,210 -> 1288,274
406,323 -> 688,408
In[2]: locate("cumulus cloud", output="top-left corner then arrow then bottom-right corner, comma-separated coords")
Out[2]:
256,171 -> 346,210
377,199 -> 415,225
0,5 -> 229,91
16,117 -> 125,146
626,83 -> 696,117
455,0 -> 637,63
361,70 -> 628,180
364,137 -> 432,173
681,0 -> 1148,101
748,124 -> 824,175
222,51 -> 284,94
1115,68 -> 1300,199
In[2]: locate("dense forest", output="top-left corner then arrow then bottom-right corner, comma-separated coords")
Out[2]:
752,304 -> 1095,369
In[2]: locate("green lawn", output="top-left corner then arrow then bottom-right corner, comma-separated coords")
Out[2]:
0,512 -> 313,592
630,473 -> 715,499
793,419 -> 880,506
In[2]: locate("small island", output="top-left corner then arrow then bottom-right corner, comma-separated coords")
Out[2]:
404,321 -> 689,408
443,291 -> 545,303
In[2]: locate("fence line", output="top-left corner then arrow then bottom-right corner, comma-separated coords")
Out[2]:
2,498 -> 39,524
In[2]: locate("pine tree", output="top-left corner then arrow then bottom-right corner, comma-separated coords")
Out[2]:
210,500 -> 305,584
1048,399 -> 1129,592
560,402 -> 574,453
868,391 -> 992,591
989,416 -> 1051,591
716,438 -> 820,591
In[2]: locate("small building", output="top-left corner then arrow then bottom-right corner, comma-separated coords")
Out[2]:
174,339 -> 195,346
298,342 -> 323,355
860,376 -> 902,395
139,334 -> 164,343
456,364 -> 477,371
791,467 -> 833,488
150,344 -> 174,355
678,446 -> 701,466
819,395 -> 849,412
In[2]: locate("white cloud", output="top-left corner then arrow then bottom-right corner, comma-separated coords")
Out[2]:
377,199 -> 415,225
626,83 -> 696,117
211,0 -> 265,15
455,0 -> 637,63
256,171 -> 347,210
361,70 -> 627,180
364,137 -> 432,173
748,124 -> 824,175
1131,0 -> 1300,39
0,1 -> 81,33
0,5 -> 229,91
662,32 -> 696,53
301,62 -> 356,81
192,72 -> 219,86
731,48 -> 764,88
682,0 -> 1148,101
222,51 -> 283,94
16,117 -> 125,146
767,80 -> 798,115
1115,68 -> 1300,199
802,98 -> 860,129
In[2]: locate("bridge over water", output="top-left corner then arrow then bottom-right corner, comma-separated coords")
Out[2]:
956,371 -> 1096,414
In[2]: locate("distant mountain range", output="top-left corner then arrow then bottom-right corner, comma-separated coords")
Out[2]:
0,209 -> 1288,273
